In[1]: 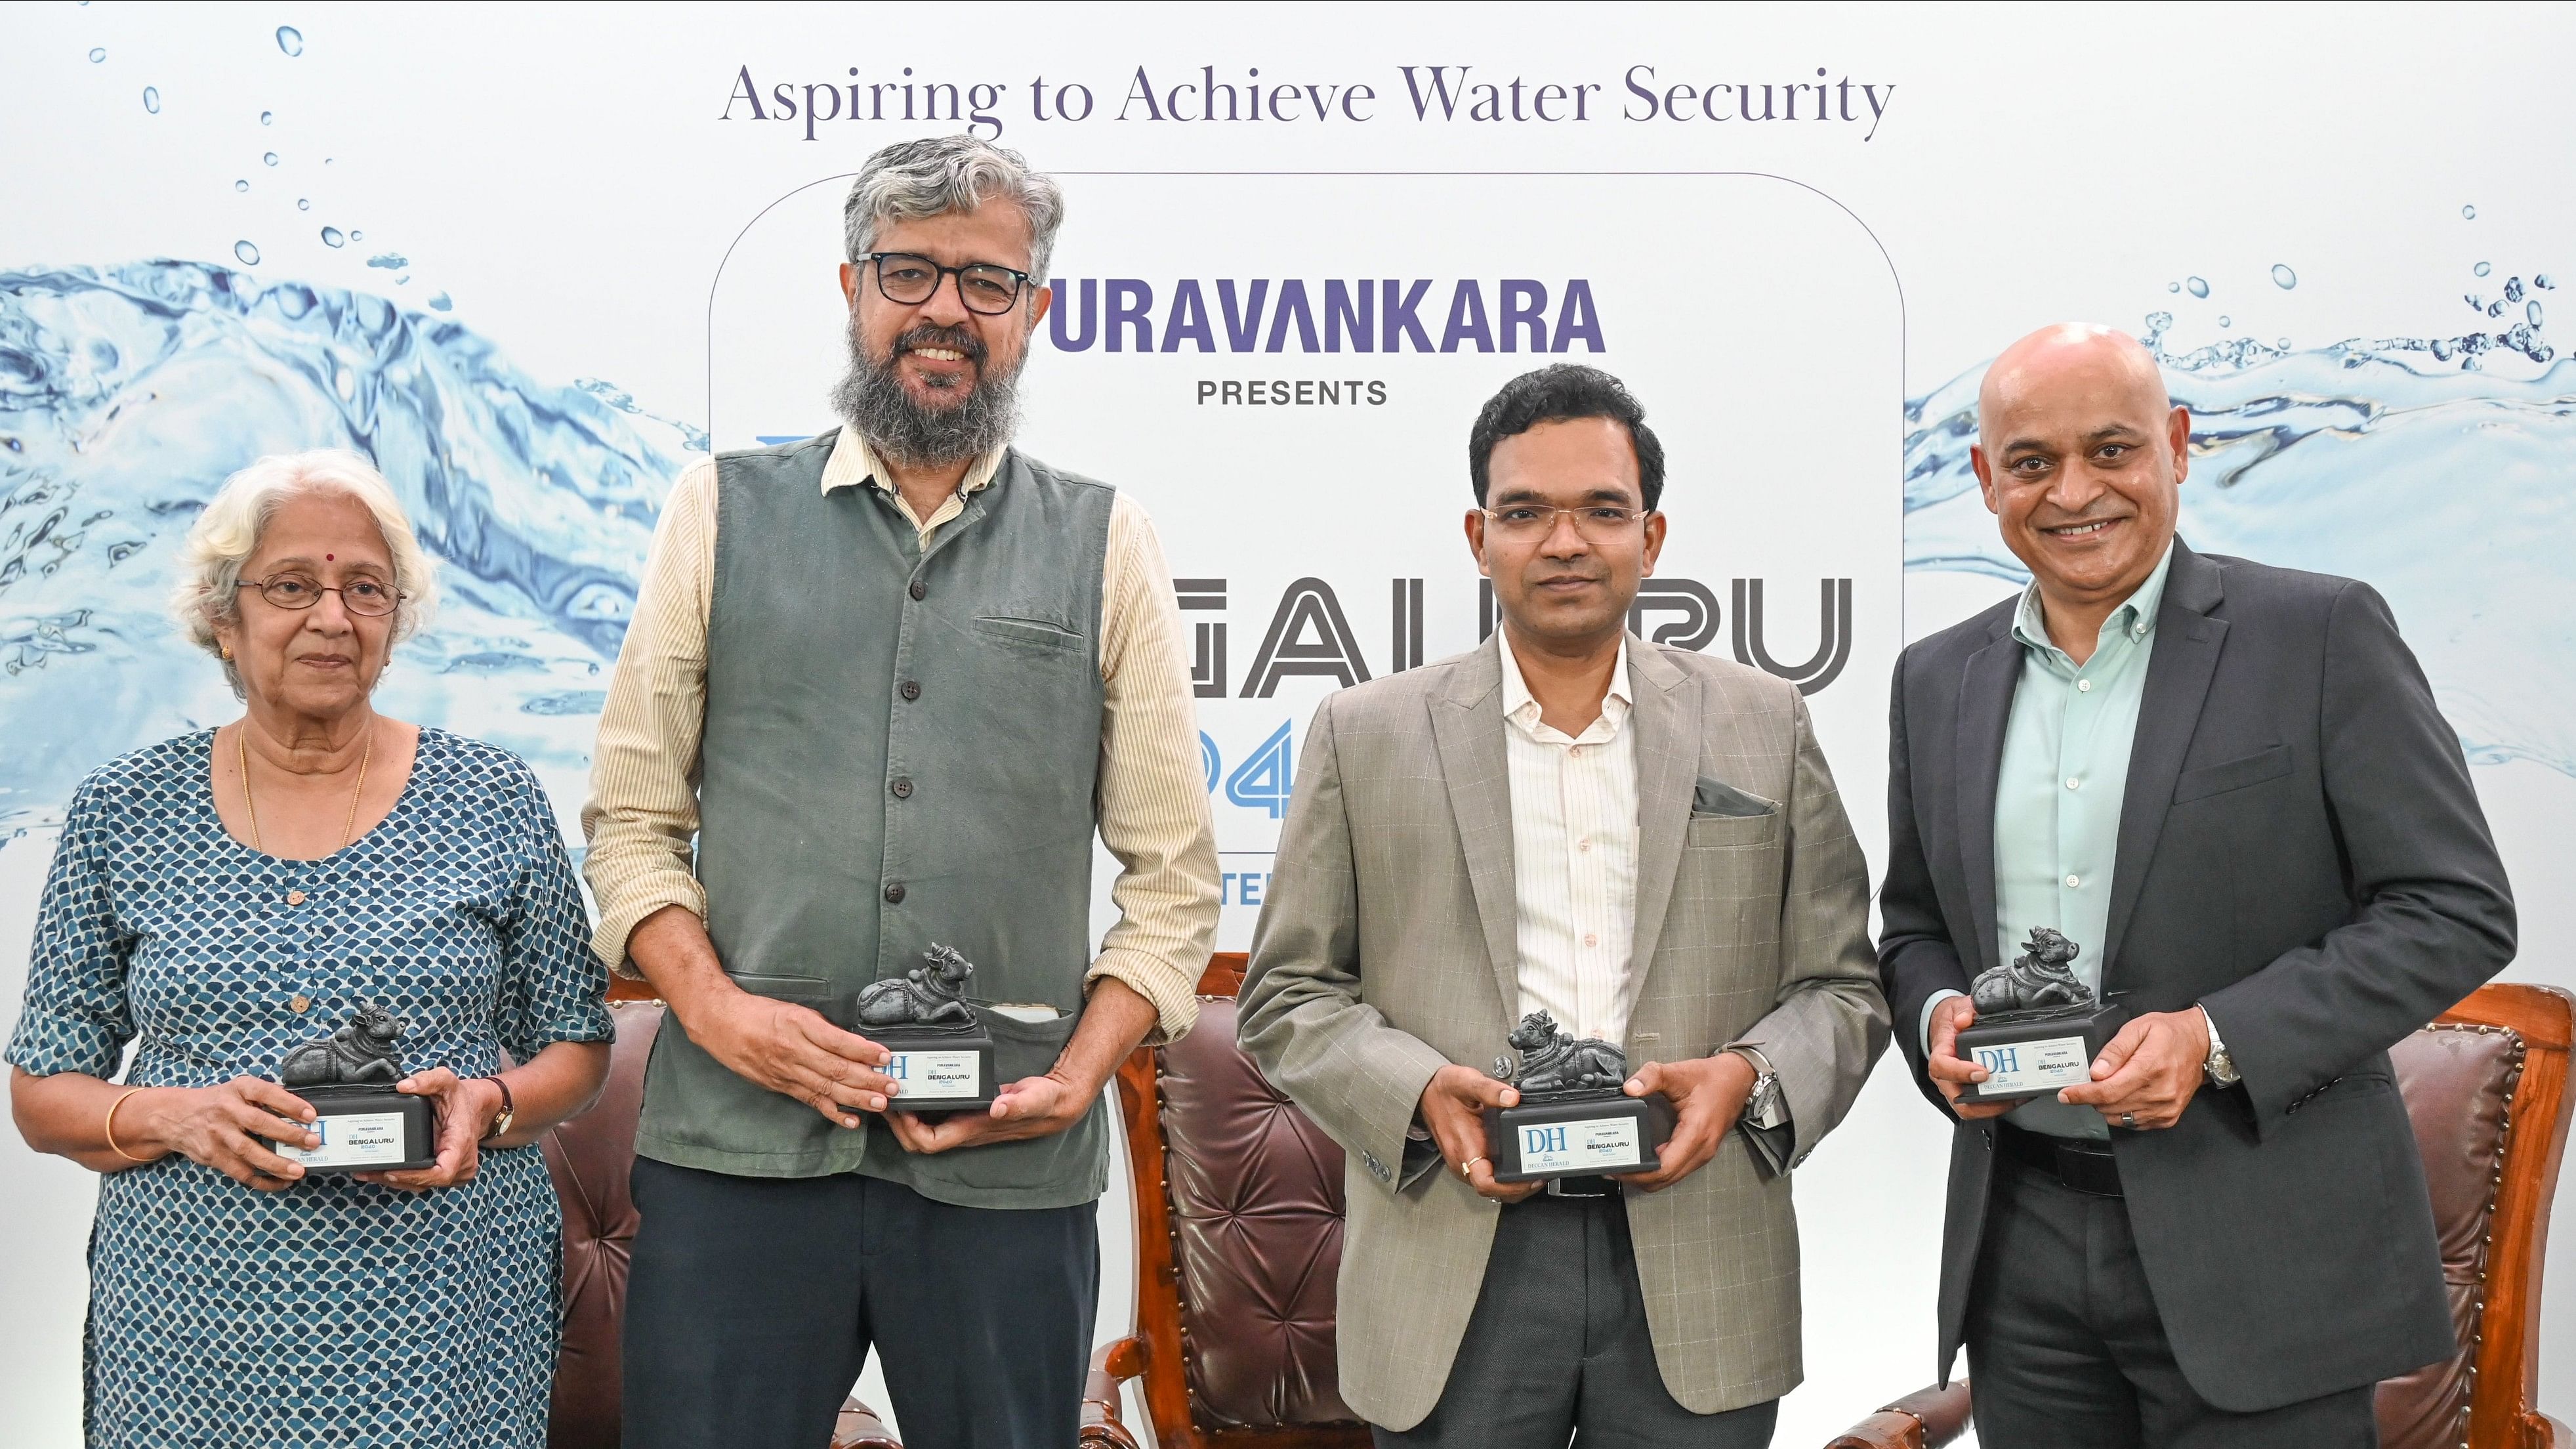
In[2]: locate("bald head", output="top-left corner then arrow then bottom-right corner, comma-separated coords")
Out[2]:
1970,324 -> 2190,648
1978,324 -> 2170,445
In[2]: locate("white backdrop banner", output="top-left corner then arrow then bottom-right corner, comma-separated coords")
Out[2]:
3,5 -> 2570,1445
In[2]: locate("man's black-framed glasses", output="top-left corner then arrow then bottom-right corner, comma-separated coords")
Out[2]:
860,252 -> 1032,315
236,575 -> 403,617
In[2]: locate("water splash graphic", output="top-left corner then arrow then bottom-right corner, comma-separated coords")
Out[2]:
320,226 -> 344,248
231,241 -> 259,266
0,261 -> 696,825
276,26 -> 303,57
141,87 -> 159,115
2271,264 -> 2296,289
1905,301 -> 2576,776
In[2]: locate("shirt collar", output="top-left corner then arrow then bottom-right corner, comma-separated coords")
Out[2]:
2011,539 -> 2178,660
1496,625 -> 1634,738
818,428 -> 1009,499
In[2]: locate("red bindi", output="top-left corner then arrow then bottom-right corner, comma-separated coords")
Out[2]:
325,553 -> 335,560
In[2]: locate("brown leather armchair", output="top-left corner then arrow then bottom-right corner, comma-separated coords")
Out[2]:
1083,952 -> 1373,1449
1826,982 -> 2575,1449
540,994 -> 896,1449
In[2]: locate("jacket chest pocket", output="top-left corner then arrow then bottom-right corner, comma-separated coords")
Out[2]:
2172,743 -> 2293,803
1672,813 -> 1785,952
1684,810 -> 1781,850
970,614 -> 1088,660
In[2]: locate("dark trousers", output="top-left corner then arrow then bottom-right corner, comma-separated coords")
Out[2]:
1966,1156 -> 2377,1449
621,1156 -> 1099,1449
1376,1190 -> 1779,1449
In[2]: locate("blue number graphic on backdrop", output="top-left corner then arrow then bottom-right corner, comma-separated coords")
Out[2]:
1224,720 -> 1295,819
1199,731 -> 1221,793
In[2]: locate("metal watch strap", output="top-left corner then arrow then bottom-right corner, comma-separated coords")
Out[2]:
479,1076 -> 516,1141
2198,1006 -> 2241,1088
1725,1045 -> 1789,1130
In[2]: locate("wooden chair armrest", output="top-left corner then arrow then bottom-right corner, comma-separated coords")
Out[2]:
1825,1382 -> 1972,1449
831,1395 -> 900,1449
1079,1337 -> 1146,1449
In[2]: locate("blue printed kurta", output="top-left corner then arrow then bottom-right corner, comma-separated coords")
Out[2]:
6,727 -> 613,1449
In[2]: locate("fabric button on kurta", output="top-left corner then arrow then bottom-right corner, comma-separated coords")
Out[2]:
285,890 -> 305,905
884,882 -> 906,903
289,994 -> 311,1013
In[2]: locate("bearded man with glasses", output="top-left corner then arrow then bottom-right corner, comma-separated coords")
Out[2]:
583,136 -> 1218,1449
1239,364 -> 1888,1448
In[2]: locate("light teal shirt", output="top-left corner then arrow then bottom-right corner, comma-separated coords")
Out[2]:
1926,543 -> 2174,1139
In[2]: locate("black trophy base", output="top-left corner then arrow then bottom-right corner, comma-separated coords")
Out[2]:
278,1083 -> 435,1173
1957,1002 -> 2130,1104
1485,1090 -> 1678,1183
875,1026 -> 999,1115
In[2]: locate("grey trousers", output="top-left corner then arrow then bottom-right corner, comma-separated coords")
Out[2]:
1966,1156 -> 2379,1449
1374,1190 -> 1779,1449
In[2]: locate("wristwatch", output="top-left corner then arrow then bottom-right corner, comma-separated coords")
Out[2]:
478,1076 -> 517,1143
1725,1045 -> 1789,1132
2199,1007 -> 2241,1089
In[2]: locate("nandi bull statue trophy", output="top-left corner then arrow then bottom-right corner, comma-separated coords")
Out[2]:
1954,927 -> 2130,1105
271,1004 -> 434,1174
1481,1009 -> 1675,1184
851,944 -> 999,1112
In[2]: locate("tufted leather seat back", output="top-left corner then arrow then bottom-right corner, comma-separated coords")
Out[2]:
2374,1022 -> 2524,1449
541,998 -> 661,1449
1153,995 -> 1360,1429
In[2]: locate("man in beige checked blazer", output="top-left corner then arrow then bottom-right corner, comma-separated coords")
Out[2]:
1239,365 -> 1889,1447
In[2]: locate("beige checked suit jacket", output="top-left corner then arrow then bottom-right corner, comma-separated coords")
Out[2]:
1237,634 -> 1888,1427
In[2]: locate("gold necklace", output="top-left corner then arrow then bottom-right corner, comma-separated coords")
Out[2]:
238,723 -> 373,853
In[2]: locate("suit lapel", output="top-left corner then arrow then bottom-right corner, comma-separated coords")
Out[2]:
2103,542 -> 2228,978
1625,638 -> 1701,989
1953,621 -> 2024,980
1430,638 -> 1523,1019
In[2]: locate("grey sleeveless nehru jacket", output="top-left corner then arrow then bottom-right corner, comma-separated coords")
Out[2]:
633,430 -> 1117,1208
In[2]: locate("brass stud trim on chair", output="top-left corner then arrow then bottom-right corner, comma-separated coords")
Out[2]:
2415,1021 -> 2528,1449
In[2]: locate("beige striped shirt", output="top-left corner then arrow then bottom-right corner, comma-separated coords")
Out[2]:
1496,627 -> 1642,1047
579,430 -> 1219,1043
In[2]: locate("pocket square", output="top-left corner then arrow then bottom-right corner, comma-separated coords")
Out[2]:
1691,776 -> 1778,818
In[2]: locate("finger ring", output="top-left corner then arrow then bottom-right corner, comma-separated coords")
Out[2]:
2121,1113 -> 2138,1129
1463,1156 -> 1488,1175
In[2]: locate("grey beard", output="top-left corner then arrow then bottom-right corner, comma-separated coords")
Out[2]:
828,330 -> 1021,468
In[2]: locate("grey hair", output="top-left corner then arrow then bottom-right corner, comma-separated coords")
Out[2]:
169,449 -> 439,698
842,135 -> 1066,287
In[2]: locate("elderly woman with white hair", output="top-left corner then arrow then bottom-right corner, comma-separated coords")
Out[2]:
7,450 -> 613,1449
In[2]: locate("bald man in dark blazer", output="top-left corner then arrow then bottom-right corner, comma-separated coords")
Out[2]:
1879,325 -> 2516,1446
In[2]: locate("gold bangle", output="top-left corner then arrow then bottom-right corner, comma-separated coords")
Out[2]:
103,1087 -> 152,1163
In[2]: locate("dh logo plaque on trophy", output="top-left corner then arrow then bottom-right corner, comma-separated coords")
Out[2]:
854,944 -> 999,1114
1955,928 -> 2129,1104
274,1003 -> 436,1173
1482,1010 -> 1676,1182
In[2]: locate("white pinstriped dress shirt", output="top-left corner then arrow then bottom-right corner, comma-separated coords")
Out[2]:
1494,627 -> 1642,1047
